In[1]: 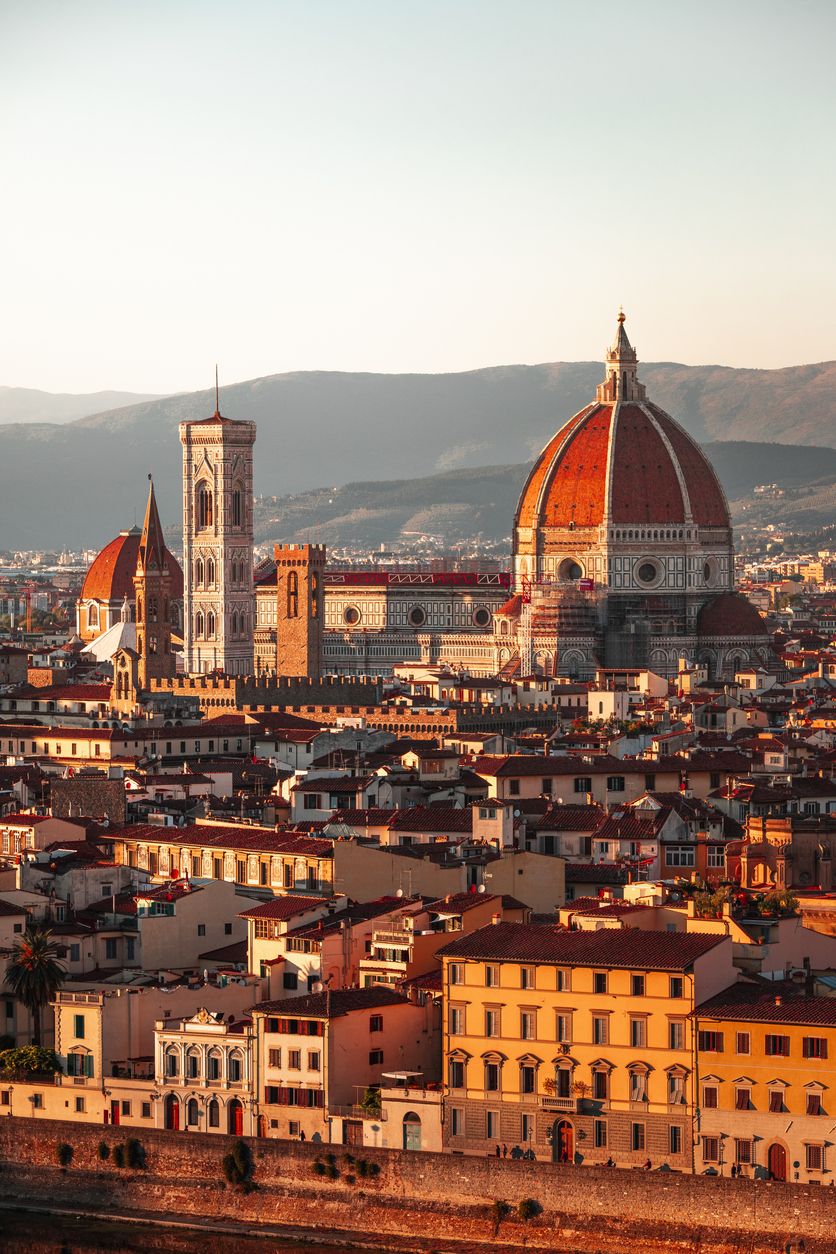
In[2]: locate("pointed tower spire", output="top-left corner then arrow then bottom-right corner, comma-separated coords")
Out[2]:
597,309 -> 646,403
137,474 -> 167,574
214,364 -> 221,418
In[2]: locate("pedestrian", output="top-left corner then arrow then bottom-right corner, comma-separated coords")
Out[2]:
300,1129 -> 306,1142
495,1144 -> 501,1158
730,1163 -> 737,1178
643,1158 -> 651,1170
502,1143 -> 508,1158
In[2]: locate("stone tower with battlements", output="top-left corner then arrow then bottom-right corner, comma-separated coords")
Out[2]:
274,543 -> 325,680
180,395 -> 256,675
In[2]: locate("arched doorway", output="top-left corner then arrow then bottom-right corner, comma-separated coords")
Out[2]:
228,1098 -> 244,1136
768,1142 -> 787,1181
552,1119 -> 573,1163
402,1112 -> 422,1151
164,1094 -> 179,1131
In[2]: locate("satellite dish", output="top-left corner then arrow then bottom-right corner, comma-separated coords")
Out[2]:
396,888 -> 404,898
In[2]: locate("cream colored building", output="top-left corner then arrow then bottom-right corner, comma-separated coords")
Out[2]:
156,1007 -> 256,1135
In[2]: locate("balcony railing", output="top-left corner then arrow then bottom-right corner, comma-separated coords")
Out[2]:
538,1095 -> 578,1112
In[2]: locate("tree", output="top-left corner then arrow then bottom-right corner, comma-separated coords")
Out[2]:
4,926 -> 67,1045
0,1045 -> 61,1078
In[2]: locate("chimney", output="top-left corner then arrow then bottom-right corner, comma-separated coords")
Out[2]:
491,913 -> 501,925
775,995 -> 782,1007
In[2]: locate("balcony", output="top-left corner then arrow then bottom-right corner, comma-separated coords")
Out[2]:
538,1095 -> 578,1112
372,929 -> 413,946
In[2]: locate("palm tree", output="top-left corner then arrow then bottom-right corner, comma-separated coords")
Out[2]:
4,926 -> 67,1045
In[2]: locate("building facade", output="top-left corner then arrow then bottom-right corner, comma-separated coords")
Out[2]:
438,923 -> 735,1165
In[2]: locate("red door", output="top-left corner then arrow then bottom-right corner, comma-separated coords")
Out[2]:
165,1095 -> 179,1131
229,1100 -> 243,1136
110,1101 -> 121,1127
768,1142 -> 787,1181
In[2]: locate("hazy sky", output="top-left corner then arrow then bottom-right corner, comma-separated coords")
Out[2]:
2,0 -> 834,393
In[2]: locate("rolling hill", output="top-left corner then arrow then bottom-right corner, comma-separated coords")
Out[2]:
3,359 -> 836,548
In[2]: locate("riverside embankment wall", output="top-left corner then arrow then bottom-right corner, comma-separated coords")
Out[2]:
0,1117 -> 832,1253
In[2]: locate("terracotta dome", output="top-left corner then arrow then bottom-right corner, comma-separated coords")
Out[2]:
81,528 -> 184,602
515,399 -> 730,531
697,593 -> 768,637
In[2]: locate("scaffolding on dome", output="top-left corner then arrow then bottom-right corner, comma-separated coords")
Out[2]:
519,577 -> 606,676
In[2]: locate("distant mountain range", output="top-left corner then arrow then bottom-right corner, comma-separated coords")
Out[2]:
253,442 -> 836,550
2,359 -> 836,548
0,385 -> 163,425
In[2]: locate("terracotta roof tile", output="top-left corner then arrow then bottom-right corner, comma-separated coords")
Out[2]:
438,921 -> 725,969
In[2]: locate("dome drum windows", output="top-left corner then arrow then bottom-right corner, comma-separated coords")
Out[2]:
472,606 -> 491,628
408,605 -> 427,628
344,606 -> 361,626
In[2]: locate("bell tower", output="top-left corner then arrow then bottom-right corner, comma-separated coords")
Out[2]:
180,381 -> 256,675
274,543 -> 325,680
133,476 -> 176,688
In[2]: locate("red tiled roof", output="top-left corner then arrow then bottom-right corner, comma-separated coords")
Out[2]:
292,775 -> 374,793
438,922 -> 725,969
0,813 -> 57,825
696,982 -> 836,1026
698,593 -> 769,639
252,987 -> 409,1019
239,895 -> 329,921
610,403 -> 685,524
0,898 -> 28,917
389,806 -> 472,834
81,529 -> 183,603
103,822 -> 334,858
514,398 -> 730,533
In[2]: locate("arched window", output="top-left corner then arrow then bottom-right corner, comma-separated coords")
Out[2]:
232,486 -> 243,528
207,1049 -> 222,1082
287,570 -> 299,619
88,603 -> 99,629
136,596 -> 143,622
186,1097 -> 199,1127
197,483 -> 213,529
228,1050 -> 243,1083
207,611 -> 216,637
195,612 -> 204,638
148,595 -> 158,622
195,558 -> 204,587
207,557 -> 216,586
186,1048 -> 200,1080
231,611 -> 239,637
164,1048 -> 179,1079
208,1098 -> 219,1128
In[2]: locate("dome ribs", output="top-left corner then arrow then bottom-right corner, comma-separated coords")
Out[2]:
515,405 -> 594,529
610,403 -> 686,524
541,404 -> 612,528
648,404 -> 730,528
